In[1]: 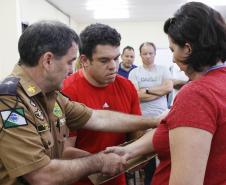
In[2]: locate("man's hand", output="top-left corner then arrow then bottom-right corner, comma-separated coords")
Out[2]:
98,152 -> 127,176
145,109 -> 169,128
156,109 -> 169,125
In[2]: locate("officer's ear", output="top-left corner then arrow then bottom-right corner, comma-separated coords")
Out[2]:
80,54 -> 91,69
41,52 -> 54,70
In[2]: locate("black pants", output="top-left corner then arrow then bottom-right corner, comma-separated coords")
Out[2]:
144,157 -> 156,185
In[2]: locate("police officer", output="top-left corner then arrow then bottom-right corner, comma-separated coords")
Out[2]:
0,21 -> 161,185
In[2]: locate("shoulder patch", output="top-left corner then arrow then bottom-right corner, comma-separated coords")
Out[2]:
0,77 -> 20,96
0,108 -> 28,129
53,102 -> 63,117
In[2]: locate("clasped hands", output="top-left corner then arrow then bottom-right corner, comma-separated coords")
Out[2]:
100,146 -> 130,177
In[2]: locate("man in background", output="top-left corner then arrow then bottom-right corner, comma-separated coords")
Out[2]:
62,23 -> 142,185
118,46 -> 137,78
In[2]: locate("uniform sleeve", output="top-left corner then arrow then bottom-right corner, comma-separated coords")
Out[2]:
128,69 -> 139,90
166,83 -> 217,134
59,94 -> 93,131
62,78 -> 79,137
0,96 -> 50,178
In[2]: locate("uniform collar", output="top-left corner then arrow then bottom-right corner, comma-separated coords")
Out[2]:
11,64 -> 42,97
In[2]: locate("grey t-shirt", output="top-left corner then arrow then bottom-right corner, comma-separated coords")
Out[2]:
129,65 -> 172,116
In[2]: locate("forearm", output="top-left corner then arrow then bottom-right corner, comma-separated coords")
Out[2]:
146,80 -> 173,96
138,91 -> 160,102
62,147 -> 90,159
173,79 -> 187,86
62,136 -> 90,159
24,155 -> 102,185
173,79 -> 188,90
125,129 -> 156,159
84,110 -> 159,132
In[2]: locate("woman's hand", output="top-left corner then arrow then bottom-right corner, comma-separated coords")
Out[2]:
104,146 -> 131,161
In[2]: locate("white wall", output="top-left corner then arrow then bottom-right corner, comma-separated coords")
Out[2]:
19,0 -> 69,25
70,18 -> 80,32
0,0 -> 21,80
0,0 -> 173,80
19,0 -> 82,31
77,21 -> 173,68
0,0 -> 75,80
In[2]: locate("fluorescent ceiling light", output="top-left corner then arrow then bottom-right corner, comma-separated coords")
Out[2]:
86,0 -> 129,10
94,9 -> 129,19
188,0 -> 226,6
86,0 -> 130,19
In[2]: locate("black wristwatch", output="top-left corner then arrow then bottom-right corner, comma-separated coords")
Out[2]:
146,88 -> 150,94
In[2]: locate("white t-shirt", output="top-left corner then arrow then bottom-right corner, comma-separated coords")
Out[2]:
129,65 -> 172,116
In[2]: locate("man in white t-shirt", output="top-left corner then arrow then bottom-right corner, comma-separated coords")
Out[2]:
129,42 -> 173,117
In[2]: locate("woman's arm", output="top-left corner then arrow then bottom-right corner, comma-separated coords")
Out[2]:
105,129 -> 156,160
169,127 -> 212,185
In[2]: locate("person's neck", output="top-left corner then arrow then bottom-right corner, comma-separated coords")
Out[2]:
188,61 -> 224,81
121,62 -> 131,71
22,65 -> 50,93
188,72 -> 203,81
143,63 -> 155,69
82,68 -> 108,87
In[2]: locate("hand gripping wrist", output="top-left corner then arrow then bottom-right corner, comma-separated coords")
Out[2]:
95,152 -> 104,172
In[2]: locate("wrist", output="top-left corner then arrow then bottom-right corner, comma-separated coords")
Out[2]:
145,88 -> 151,94
125,145 -> 136,160
95,152 -> 104,172
150,116 -> 159,127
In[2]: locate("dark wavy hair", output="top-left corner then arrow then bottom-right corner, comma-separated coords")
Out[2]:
18,20 -> 79,67
79,23 -> 121,60
164,2 -> 226,72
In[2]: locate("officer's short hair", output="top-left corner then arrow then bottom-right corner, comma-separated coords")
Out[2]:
18,20 -> 79,67
79,23 -> 121,60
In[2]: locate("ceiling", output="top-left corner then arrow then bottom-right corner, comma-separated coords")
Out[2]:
47,0 -> 226,24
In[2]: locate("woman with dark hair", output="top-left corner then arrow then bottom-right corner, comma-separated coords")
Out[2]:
106,2 -> 226,185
